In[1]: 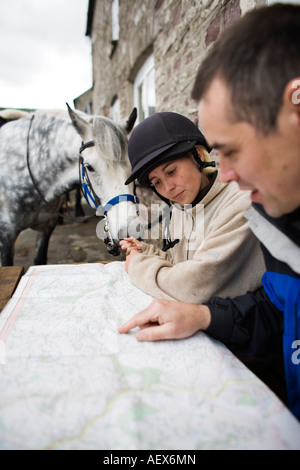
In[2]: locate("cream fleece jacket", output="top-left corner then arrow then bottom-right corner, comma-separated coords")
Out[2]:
128,175 -> 265,303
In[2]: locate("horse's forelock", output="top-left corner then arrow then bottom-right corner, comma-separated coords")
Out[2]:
92,117 -> 128,163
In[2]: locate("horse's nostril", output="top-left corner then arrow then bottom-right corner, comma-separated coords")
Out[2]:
106,241 -> 121,256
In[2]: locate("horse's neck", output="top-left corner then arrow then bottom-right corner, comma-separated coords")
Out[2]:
33,117 -> 81,198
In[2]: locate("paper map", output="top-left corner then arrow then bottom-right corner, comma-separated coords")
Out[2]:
0,262 -> 299,449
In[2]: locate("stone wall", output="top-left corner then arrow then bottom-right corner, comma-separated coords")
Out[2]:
89,0 -> 264,123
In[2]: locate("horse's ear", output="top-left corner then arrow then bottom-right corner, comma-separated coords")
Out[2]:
66,103 -> 89,138
124,108 -> 137,134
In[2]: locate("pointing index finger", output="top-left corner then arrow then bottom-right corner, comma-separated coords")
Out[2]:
118,303 -> 158,334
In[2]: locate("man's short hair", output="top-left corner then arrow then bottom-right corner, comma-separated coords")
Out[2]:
191,3 -> 300,134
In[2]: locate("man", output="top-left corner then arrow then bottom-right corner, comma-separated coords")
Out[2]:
119,4 -> 300,420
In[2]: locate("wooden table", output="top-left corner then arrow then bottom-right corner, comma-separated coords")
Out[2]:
0,266 -> 24,313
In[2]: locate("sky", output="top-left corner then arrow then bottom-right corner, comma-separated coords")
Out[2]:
0,0 -> 92,110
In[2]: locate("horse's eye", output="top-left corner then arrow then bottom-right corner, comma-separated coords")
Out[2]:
85,163 -> 95,172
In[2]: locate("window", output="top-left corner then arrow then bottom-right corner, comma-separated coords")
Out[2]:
111,0 -> 119,42
85,100 -> 92,115
111,97 -> 120,123
133,55 -> 156,123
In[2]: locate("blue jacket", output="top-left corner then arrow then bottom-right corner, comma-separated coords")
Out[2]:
205,204 -> 300,420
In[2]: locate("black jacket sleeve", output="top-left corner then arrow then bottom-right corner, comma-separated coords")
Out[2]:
204,287 -> 284,357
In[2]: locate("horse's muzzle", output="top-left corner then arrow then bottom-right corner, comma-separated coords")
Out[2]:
103,216 -> 145,257
105,238 -> 121,256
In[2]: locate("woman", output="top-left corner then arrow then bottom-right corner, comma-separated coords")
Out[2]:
121,112 -> 265,303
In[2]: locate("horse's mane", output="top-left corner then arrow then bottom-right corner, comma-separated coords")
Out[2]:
92,116 -> 128,163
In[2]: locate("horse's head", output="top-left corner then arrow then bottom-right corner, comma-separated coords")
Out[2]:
67,104 -> 143,256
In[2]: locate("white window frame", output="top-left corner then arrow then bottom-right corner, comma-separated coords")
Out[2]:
111,0 -> 119,42
133,55 -> 156,124
111,97 -> 121,123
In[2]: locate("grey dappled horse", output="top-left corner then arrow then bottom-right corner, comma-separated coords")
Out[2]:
0,106 -> 139,266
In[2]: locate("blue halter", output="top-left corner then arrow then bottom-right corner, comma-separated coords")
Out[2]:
79,140 -> 139,212
80,158 -> 100,209
103,194 -> 138,215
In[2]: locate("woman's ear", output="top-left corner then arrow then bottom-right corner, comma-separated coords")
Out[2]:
195,145 -> 216,174
195,145 -> 204,161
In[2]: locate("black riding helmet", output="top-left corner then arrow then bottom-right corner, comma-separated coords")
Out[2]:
125,112 -> 214,187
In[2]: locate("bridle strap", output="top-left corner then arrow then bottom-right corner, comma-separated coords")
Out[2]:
79,141 -> 140,245
79,140 -> 101,209
79,141 -> 139,215
79,140 -> 95,153
79,158 -> 100,209
103,194 -> 139,215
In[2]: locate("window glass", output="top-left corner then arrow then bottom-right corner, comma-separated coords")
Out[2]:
134,55 -> 156,123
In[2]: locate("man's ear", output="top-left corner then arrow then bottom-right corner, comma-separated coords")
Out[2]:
283,78 -> 300,127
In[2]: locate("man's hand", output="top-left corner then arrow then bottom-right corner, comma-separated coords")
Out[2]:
118,299 -> 211,341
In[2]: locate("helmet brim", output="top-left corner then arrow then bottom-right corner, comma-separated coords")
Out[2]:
125,139 -> 199,185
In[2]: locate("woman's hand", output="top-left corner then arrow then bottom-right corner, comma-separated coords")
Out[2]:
120,237 -> 142,272
120,237 -> 142,253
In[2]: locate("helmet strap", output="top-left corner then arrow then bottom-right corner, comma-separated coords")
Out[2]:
152,185 -> 171,206
147,146 -> 216,251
